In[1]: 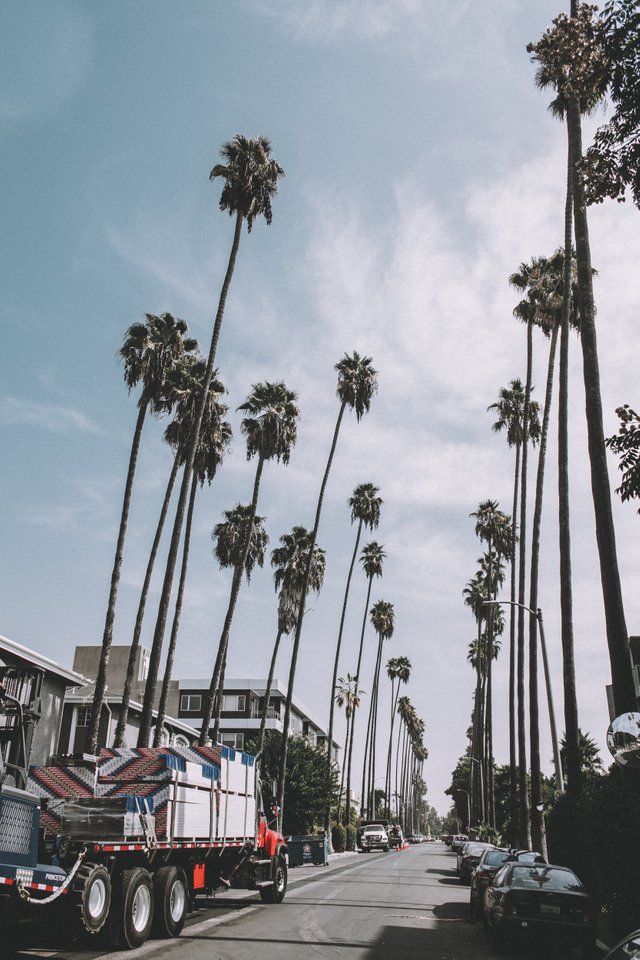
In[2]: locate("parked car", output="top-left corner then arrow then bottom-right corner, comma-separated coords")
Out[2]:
359,823 -> 389,852
507,848 -> 547,864
601,928 -> 640,960
450,834 -> 469,852
457,841 -> 495,884
469,847 -> 511,920
482,862 -> 596,953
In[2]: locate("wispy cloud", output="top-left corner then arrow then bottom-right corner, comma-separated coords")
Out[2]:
247,0 -> 425,40
1,396 -> 105,435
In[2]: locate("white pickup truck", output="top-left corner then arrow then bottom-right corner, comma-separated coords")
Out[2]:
359,823 -> 389,852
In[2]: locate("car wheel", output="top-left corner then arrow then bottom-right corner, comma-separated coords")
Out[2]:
260,855 -> 287,904
120,867 -> 154,949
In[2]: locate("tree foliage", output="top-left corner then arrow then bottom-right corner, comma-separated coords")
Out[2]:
606,405 -> 640,511
253,730 -> 339,836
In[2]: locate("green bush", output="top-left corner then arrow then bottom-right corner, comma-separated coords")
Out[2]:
345,824 -> 357,851
331,823 -> 346,852
546,766 -> 640,941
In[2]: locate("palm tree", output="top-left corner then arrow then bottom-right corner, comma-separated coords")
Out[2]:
197,382 -> 300,747
88,313 -> 197,753
384,656 -> 411,819
276,352 -> 378,827
152,377 -> 233,746
335,674 -> 364,822
256,528 -> 326,758
470,501 -> 512,830
325,484 -> 382,816
528,3 -> 635,721
138,135 -> 285,747
463,571 -> 488,824
352,541 -> 386,819
113,357 -> 229,746
363,599 -> 395,818
488,379 -> 540,839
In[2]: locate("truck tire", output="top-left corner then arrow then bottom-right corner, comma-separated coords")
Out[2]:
120,867 -> 154,949
260,855 -> 287,904
152,865 -> 188,938
71,862 -> 111,936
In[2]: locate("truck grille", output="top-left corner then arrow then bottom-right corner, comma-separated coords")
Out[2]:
0,795 -> 36,857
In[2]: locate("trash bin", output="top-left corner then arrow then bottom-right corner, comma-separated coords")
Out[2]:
287,833 -> 329,867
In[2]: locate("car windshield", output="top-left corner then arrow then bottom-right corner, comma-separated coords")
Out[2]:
507,866 -> 584,892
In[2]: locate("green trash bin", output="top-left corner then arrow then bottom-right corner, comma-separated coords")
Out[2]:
287,834 -> 329,866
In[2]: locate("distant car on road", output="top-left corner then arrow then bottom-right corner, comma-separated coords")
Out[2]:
359,823 -> 389,852
450,834 -> 469,852
482,862 -> 596,953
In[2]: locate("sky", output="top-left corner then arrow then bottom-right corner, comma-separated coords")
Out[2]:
2,0 -> 640,816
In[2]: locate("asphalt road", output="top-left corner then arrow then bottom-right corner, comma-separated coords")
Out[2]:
5,842 -> 574,960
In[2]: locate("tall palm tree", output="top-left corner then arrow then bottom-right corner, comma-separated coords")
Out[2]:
277,352 -> 378,827
528,3 -> 635,723
363,599 -> 395,818
470,501 -> 512,829
152,381 -> 233,746
113,357 -> 229,746
88,313 -> 197,753
384,656 -> 411,818
256,528 -> 325,757
138,135 -> 285,747
463,571 -> 488,824
488,380 -> 540,839
335,674 -> 364,822
197,382 -> 300,746
326,483 -> 382,813
352,541 -> 386,818
198,505 -> 268,747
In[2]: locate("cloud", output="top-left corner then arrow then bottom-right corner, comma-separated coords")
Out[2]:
1,396 -> 104,435
247,0 -> 425,40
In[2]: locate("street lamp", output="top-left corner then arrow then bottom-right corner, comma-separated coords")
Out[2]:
457,788 -> 471,833
484,599 -> 564,791
469,756 -> 484,822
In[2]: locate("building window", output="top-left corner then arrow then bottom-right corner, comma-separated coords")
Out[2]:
180,694 -> 202,712
138,649 -> 150,682
221,733 -> 244,750
221,695 -> 246,712
76,706 -> 92,727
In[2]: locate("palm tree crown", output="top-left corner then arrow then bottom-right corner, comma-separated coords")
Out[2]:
120,312 -> 198,409
213,504 -> 268,582
238,381 -> 300,465
210,134 -> 285,231
361,541 -> 386,581
335,351 -> 378,421
370,600 -> 395,641
489,379 -> 542,449
349,482 -> 383,530
272,526 -> 326,629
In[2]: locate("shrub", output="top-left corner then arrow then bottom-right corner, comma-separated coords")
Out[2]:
331,823 -> 346,852
345,824 -> 357,851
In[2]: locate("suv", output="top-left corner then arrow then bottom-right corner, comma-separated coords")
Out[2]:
360,823 -> 389,852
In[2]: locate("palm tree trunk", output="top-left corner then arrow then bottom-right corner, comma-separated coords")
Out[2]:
508,443 -> 521,843
485,538 -> 495,827
338,709 -> 352,823
211,644 -> 229,746
139,211 -> 244,747
385,680 -> 399,819
153,470 -> 199,746
114,448 -> 181,747
517,322 -> 533,848
394,715 -> 403,821
345,697 -> 358,825
89,400 -> 147,753
352,572 -> 374,819
257,628 -> 284,757
366,636 -> 383,817
277,402 -> 347,828
528,322 -> 559,855
567,89 -> 635,716
199,455 -> 266,746
559,119 -> 582,794
325,520 -> 362,836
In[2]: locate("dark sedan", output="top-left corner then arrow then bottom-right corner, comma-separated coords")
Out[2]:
457,841 -> 495,884
482,862 -> 596,953
469,847 -> 511,919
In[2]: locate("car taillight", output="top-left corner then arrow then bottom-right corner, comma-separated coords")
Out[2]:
497,893 -> 515,915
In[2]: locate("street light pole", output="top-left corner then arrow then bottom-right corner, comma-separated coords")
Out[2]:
457,788 -> 471,833
485,599 -> 564,791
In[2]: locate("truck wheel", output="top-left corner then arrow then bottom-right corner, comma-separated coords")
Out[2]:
121,867 -> 154,949
260,855 -> 287,904
152,866 -> 188,938
71,862 -> 111,935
